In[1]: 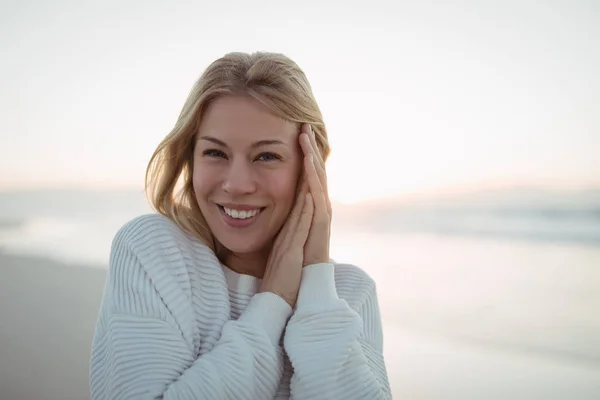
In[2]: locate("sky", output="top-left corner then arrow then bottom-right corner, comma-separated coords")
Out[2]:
1,0 -> 599,203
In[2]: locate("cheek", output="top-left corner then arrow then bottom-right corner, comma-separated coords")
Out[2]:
263,169 -> 299,207
192,162 -> 216,198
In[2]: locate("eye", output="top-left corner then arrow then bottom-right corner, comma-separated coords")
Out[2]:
202,149 -> 227,159
255,152 -> 282,162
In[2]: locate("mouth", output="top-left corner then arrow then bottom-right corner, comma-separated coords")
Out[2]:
216,204 -> 265,228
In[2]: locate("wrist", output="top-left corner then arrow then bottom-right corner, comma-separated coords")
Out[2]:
296,262 -> 339,307
258,287 -> 296,308
238,292 -> 293,345
302,255 -> 330,267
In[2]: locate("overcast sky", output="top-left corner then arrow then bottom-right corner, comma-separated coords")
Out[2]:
1,0 -> 598,203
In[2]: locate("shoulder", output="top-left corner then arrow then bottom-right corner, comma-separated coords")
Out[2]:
332,261 -> 378,306
110,213 -> 220,280
112,213 -> 190,247
112,213 -> 210,255
103,214 -> 219,338
108,212 -> 223,296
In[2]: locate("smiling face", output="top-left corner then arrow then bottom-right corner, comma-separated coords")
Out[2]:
193,95 -> 302,257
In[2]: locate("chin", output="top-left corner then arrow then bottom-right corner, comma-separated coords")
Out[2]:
216,235 -> 269,255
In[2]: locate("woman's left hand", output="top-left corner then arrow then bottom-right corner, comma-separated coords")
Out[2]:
299,123 -> 332,266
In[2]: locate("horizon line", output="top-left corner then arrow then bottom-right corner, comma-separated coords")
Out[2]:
2,181 -> 600,205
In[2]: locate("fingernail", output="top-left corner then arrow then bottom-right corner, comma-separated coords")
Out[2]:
307,124 -> 312,134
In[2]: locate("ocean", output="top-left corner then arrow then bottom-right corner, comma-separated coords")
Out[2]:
1,187 -> 599,398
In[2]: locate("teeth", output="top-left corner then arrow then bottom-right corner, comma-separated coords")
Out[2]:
223,207 -> 260,219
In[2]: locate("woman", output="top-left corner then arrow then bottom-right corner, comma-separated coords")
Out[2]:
90,51 -> 391,399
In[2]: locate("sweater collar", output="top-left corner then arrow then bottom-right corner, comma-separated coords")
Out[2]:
221,263 -> 262,295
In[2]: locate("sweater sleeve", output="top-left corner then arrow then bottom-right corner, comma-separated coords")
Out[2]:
283,263 -> 392,400
90,225 -> 292,400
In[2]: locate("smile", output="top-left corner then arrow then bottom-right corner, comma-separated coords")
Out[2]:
216,204 -> 265,228
222,206 -> 261,219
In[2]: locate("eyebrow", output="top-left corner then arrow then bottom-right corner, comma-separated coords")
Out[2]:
198,136 -> 287,148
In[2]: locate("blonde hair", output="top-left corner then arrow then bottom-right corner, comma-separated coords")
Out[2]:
145,51 -> 330,251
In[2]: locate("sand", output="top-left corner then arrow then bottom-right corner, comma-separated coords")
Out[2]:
1,250 -> 599,399
0,252 -> 106,400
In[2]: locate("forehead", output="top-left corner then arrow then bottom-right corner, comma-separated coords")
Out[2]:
198,95 -> 298,144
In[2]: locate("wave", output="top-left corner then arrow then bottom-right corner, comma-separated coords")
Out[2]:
339,187 -> 600,246
350,206 -> 600,246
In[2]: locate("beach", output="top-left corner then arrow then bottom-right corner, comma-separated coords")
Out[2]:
1,188 -> 600,399
2,248 -> 600,399
0,252 -> 106,400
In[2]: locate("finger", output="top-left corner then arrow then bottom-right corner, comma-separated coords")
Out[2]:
306,124 -> 324,163
306,125 -> 332,215
275,182 -> 307,247
306,124 -> 326,177
300,124 -> 331,216
304,153 -> 329,216
292,193 -> 314,247
287,181 -> 308,227
300,129 -> 328,195
300,134 -> 326,181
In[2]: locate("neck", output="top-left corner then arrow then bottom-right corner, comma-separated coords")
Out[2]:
222,247 -> 270,279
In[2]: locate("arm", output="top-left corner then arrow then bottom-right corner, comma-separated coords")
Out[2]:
90,230 -> 291,400
284,263 -> 392,400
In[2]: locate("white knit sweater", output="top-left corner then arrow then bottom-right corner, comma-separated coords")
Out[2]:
90,214 -> 391,399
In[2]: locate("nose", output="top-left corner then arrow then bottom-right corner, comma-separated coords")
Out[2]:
221,158 -> 257,195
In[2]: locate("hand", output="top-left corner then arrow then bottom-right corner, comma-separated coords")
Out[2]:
299,124 -> 332,266
259,182 -> 314,308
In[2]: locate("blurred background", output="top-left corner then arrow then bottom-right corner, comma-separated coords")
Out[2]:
1,0 -> 599,399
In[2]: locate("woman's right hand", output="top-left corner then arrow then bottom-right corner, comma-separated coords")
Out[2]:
259,182 -> 314,308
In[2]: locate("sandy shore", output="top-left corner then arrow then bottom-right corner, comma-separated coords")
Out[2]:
1,250 -> 600,399
0,251 -> 106,400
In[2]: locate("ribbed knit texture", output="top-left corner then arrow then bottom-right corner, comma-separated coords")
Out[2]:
90,214 -> 391,399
